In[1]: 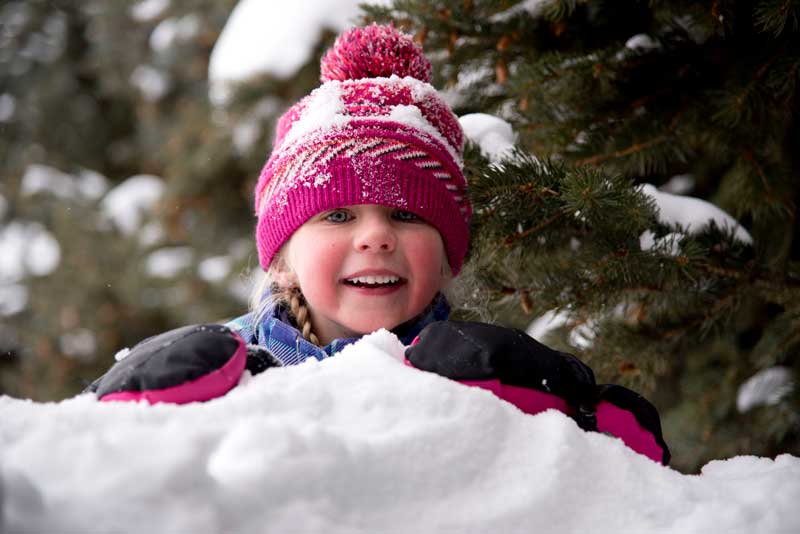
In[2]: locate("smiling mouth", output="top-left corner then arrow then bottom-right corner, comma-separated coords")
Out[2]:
343,275 -> 405,288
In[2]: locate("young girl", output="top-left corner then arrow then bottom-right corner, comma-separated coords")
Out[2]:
88,24 -> 670,465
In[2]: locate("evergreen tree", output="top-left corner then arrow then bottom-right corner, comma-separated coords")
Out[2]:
362,0 -> 800,471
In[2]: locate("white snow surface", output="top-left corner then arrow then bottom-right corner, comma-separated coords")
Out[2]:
2,330 -> 798,534
0,283 -> 28,317
639,184 -> 752,250
0,218 -> 61,317
625,34 -> 660,51
129,0 -> 170,22
198,255 -> 232,282
527,309 -> 570,341
277,81 -> 347,148
100,175 -> 165,235
0,221 -> 61,282
150,14 -> 201,53
137,220 -> 166,247
130,64 -> 171,101
208,0 -> 391,104
491,0 -> 551,22
0,93 -> 15,122
639,230 -> 683,256
661,174 -> 695,195
278,76 -> 462,166
20,164 -> 109,201
459,113 -> 516,163
145,246 -> 194,278
737,366 -> 795,413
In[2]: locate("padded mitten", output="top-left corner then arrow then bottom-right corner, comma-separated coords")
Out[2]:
406,321 -> 670,464
405,321 -> 598,429
92,324 -> 249,404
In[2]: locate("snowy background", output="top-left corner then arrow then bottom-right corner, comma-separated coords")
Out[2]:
2,0 -> 799,531
2,331 -> 799,534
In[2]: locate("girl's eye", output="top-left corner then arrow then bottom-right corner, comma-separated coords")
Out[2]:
325,210 -> 351,223
393,210 -> 421,222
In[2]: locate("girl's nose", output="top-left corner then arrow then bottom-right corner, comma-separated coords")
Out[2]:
354,217 -> 396,252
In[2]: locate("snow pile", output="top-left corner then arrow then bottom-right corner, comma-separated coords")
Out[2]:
660,174 -> 695,195
0,284 -> 28,317
150,14 -> 201,53
2,331 -> 798,534
100,175 -> 165,236
129,0 -> 170,23
129,64 -> 171,101
144,246 -> 194,278
625,34 -> 660,51
737,366 -> 795,413
208,0 -> 391,104
20,164 -> 108,201
526,311 -> 603,351
198,255 -> 233,282
0,222 -> 60,281
491,0 -> 551,22
639,183 -> 752,254
459,113 -> 516,163
0,93 -> 15,122
527,309 -> 570,340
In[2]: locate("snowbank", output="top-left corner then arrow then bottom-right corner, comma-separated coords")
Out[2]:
2,331 -> 798,534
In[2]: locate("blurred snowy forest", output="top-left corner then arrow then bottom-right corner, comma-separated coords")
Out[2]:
1,0 -> 309,397
1,0 -> 798,473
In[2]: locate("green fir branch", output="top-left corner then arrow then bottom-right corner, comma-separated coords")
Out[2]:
754,0 -> 800,37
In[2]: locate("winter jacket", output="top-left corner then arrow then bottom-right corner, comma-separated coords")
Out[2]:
226,293 -> 451,367
85,296 -> 670,465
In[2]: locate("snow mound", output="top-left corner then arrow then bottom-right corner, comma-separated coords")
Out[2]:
459,113 -> 516,163
1,330 -> 798,533
208,0 -> 391,104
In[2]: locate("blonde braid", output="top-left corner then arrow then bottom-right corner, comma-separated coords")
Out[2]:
283,286 -> 321,347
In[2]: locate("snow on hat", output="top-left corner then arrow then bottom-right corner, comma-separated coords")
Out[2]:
254,24 -> 471,274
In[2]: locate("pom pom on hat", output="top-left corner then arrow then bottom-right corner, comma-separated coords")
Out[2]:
320,24 -> 432,83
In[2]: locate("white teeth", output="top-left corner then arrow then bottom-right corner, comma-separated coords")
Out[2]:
347,275 -> 400,285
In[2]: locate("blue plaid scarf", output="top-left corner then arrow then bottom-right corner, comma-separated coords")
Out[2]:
226,294 -> 450,366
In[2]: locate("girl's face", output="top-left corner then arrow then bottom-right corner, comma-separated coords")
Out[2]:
279,204 -> 449,345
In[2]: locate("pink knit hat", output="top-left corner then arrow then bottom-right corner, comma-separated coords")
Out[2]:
254,24 -> 471,274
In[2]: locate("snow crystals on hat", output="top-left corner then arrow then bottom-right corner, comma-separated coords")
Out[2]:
271,24 -> 463,161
